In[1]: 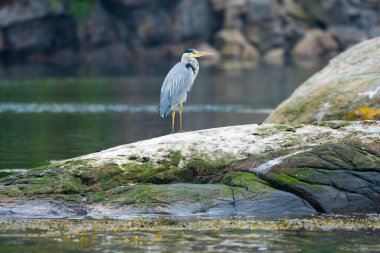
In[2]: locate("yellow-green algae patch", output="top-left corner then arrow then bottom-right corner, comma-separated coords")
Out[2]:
0,216 -> 379,235
222,172 -> 273,194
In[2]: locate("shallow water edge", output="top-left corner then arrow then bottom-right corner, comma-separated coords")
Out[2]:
2,217 -> 380,253
1,215 -> 380,234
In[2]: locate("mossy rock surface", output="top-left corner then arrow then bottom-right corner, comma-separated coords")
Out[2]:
265,38 -> 380,124
252,143 -> 380,213
0,121 -> 379,218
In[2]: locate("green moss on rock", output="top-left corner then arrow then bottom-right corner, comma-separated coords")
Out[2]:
166,150 -> 184,167
88,183 -> 233,208
222,172 -> 272,193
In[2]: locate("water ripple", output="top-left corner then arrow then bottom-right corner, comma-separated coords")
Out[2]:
0,103 -> 272,114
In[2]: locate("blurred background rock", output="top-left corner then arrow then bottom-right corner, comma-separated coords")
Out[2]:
0,0 -> 379,68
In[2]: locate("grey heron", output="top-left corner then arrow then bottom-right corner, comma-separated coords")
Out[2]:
159,49 -> 214,133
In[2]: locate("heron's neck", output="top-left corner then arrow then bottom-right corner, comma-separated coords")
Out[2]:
182,57 -> 199,79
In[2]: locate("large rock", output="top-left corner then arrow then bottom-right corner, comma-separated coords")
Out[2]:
215,29 -> 260,61
265,38 -> 380,124
293,29 -> 338,60
101,0 -> 211,45
282,0 -> 379,49
0,0 -> 58,27
243,0 -> 285,52
79,3 -> 130,66
330,25 -> 368,48
3,15 -> 77,52
253,143 -> 380,213
283,0 -> 378,27
2,15 -> 78,64
0,0 -> 78,64
0,121 -> 379,218
263,48 -> 285,65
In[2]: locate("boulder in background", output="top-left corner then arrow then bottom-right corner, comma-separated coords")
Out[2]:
265,37 -> 380,124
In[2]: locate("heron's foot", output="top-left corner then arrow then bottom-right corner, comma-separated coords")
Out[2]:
171,130 -> 176,134
178,129 -> 186,133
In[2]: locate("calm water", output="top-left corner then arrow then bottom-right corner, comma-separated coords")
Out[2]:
1,229 -> 379,253
0,63 -> 320,169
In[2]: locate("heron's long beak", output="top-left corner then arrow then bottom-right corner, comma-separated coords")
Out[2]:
193,51 -> 214,58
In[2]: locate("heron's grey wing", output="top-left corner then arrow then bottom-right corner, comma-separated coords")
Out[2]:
159,62 -> 193,118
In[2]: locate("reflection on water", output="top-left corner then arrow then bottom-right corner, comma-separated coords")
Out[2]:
0,229 -> 379,253
0,64 -> 321,169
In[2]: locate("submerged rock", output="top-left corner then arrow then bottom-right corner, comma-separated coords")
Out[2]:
265,37 -> 380,124
0,121 -> 379,219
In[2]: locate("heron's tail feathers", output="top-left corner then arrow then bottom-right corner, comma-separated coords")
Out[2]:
159,104 -> 172,118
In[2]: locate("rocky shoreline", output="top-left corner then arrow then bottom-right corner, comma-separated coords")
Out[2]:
0,0 -> 379,67
1,216 -> 380,233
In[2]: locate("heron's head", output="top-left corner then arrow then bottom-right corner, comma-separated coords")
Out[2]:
181,49 -> 214,61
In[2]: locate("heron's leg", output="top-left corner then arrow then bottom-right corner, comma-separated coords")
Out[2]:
179,103 -> 184,133
171,110 -> 176,134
